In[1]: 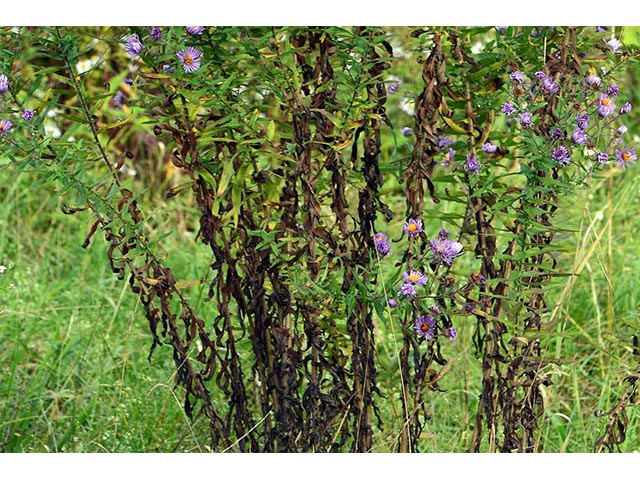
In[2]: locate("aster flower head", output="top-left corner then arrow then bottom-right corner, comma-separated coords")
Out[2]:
388,299 -> 398,308
501,102 -> 516,115
177,47 -> 203,73
0,74 -> 8,94
509,71 -> 526,84
387,81 -> 400,95
482,142 -> 497,153
441,148 -> 455,167
617,125 -> 628,136
430,237 -> 464,265
519,112 -> 534,128
124,78 -> 134,86
438,228 -> 450,239
552,146 -> 571,165
534,71 -> 547,81
465,154 -> 480,174
551,127 -> 564,140
403,218 -> 423,237
576,113 -> 589,130
401,127 -> 413,137
429,305 -> 441,315
150,27 -> 162,40
596,152 -> 609,163
124,34 -> 144,58
446,327 -> 458,342
541,77 -> 559,95
571,128 -> 587,145
605,38 -> 623,53
596,26 -> 607,32
608,84 -> 620,96
598,93 -> 615,117
374,232 -> 391,256
437,135 -> 454,149
586,74 -> 601,87
113,91 -> 124,109
414,315 -> 436,340
399,283 -> 417,297
22,108 -> 35,121
186,26 -> 205,35
620,102 -> 632,115
0,119 -> 12,132
403,270 -> 427,286
615,147 -> 637,168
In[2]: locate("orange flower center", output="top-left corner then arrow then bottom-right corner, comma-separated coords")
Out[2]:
602,98 -> 610,106
421,323 -> 430,332
623,151 -> 631,162
408,273 -> 420,282
407,224 -> 417,232
184,55 -> 193,65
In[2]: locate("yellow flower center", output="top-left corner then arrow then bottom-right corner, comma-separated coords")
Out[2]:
408,273 -> 420,282
184,55 -> 193,65
407,224 -> 417,232
602,98 -> 610,106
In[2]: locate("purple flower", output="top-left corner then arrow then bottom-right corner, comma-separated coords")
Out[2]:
441,148 -> 455,167
551,128 -> 564,140
414,315 -> 436,340
124,34 -> 144,58
596,26 -> 607,32
541,77 -> 559,95
374,232 -> 391,256
186,26 -> 205,35
596,152 -> 609,163
22,108 -> 35,121
620,102 -> 632,115
519,112 -> 534,128
387,81 -> 400,95
177,47 -> 203,73
150,27 -> 162,40
576,113 -> 589,130
501,102 -> 516,115
430,237 -> 464,265
605,38 -> 622,53
113,91 -> 124,109
571,128 -> 587,145
597,93 -> 615,117
617,125 -> 628,135
510,71 -> 526,84
388,299 -> 398,308
482,142 -> 497,153
399,283 -> 417,297
403,270 -> 427,286
124,78 -> 134,86
438,228 -> 450,239
586,74 -> 601,87
465,154 -> 480,174
608,84 -> 620,96
534,71 -> 547,81
162,64 -> 173,74
446,327 -> 457,342
615,147 -> 637,168
0,74 -> 8,94
0,119 -> 12,132
437,135 -> 454,149
429,305 -> 441,315
552,146 -> 570,165
495,26 -> 508,33
464,302 -> 475,313
401,127 -> 413,137
403,218 -> 423,237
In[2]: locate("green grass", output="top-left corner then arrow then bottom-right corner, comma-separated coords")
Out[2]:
1,161 -> 639,452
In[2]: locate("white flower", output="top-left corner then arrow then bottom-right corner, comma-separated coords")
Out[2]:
0,265 -> 7,274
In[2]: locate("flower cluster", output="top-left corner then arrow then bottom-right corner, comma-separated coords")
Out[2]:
122,29 -> 204,74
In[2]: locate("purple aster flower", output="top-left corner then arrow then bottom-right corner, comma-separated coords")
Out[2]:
605,38 -> 623,53
388,298 -> 398,308
586,74 -> 601,87
150,27 -> 162,40
446,327 -> 457,342
374,232 -> 391,256
124,34 -> 144,58
541,77 -> 559,95
615,147 -> 637,168
596,26 -> 607,32
124,78 -> 134,86
437,135 -> 454,149
0,74 -> 8,94
399,283 -> 417,297
509,71 -> 526,84
0,119 -> 12,132
387,81 -> 400,95
22,108 -> 35,121
482,142 -> 497,153
441,148 -> 455,167
551,128 -> 564,140
113,91 -> 124,109
186,26 -> 205,35
576,113 -> 589,130
438,228 -> 450,239
429,305 -> 441,315
414,315 -> 436,340
177,47 -> 203,73
617,125 -> 628,135
465,154 -> 480,174
552,146 -> 570,165
430,237 -> 464,265
519,112 -> 534,128
401,127 -> 413,137
403,270 -> 427,286
596,152 -> 609,163
464,302 -> 475,313
597,93 -> 615,117
608,84 -> 620,96
403,218 -> 423,237
501,102 -> 516,115
571,128 -> 587,145
620,102 -> 632,115
534,71 -> 547,81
